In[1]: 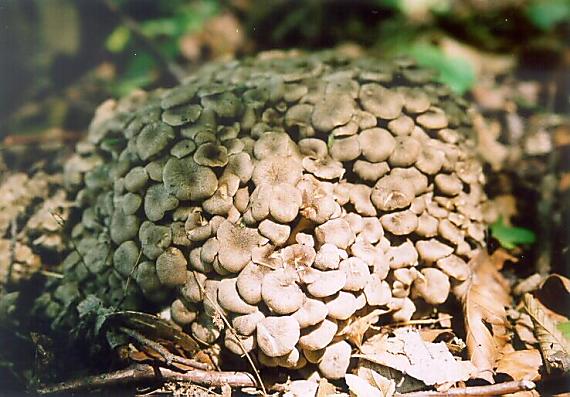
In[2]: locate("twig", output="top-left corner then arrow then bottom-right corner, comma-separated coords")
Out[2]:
395,380 -> 535,396
119,326 -> 211,371
195,271 -> 268,396
36,363 -> 257,394
103,0 -> 186,84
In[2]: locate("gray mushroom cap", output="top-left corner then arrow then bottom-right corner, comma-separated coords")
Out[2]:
113,240 -> 139,278
144,184 -> 179,222
217,278 -> 258,314
156,247 -> 187,287
135,121 -> 175,161
163,157 -> 218,201
358,128 -> 396,163
232,310 -> 266,336
312,93 -> 356,132
359,83 -> 404,120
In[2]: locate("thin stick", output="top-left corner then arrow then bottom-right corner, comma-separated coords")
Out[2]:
103,0 -> 186,83
195,271 -> 268,396
119,326 -> 211,371
395,380 -> 535,396
36,363 -> 256,394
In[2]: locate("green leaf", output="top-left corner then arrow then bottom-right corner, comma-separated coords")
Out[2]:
558,321 -> 570,340
490,217 -> 536,249
106,25 -> 131,53
406,43 -> 476,94
527,0 -> 570,31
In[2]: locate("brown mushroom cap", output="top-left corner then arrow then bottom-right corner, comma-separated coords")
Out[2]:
312,93 -> 356,132
256,316 -> 300,357
380,210 -> 419,236
315,218 -> 355,249
371,175 -> 416,212
306,270 -> 347,298
357,128 -> 396,162
155,247 -> 188,287
325,291 -> 358,320
293,298 -> 329,328
216,220 -> 261,273
236,262 -> 267,305
232,310 -> 265,336
415,239 -> 454,264
339,257 -> 371,291
218,278 -> 258,314
359,83 -> 404,120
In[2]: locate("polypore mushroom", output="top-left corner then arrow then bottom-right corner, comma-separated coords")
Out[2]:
364,276 -> 391,306
359,83 -> 403,120
170,298 -> 198,325
163,157 -> 218,201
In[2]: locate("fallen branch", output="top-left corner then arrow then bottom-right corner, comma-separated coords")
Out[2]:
396,380 -> 535,396
37,363 -> 257,394
119,326 -> 210,371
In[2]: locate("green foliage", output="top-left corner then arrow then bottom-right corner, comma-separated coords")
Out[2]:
527,0 -> 570,31
558,321 -> 570,340
105,0 -> 220,94
406,43 -> 476,94
490,217 -> 537,250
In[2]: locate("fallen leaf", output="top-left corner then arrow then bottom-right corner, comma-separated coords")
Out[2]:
524,293 -> 570,373
535,274 -> 570,320
316,377 -> 336,397
346,374 -> 383,397
357,367 -> 396,397
338,309 -> 389,347
453,250 -> 511,382
515,313 -> 539,347
496,349 -> 542,381
356,328 -> 476,387
284,380 -> 319,397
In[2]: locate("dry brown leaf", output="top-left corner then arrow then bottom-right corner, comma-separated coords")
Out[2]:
356,328 -> 476,387
338,308 -> 389,347
454,250 -> 511,382
496,349 -> 542,381
524,293 -> 570,373
316,377 -> 336,397
535,274 -> 570,321
357,367 -> 396,397
515,313 -> 539,347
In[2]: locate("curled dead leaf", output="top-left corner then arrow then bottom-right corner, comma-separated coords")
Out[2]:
453,250 -> 511,382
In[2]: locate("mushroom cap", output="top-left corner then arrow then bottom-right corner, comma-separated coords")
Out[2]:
411,268 -> 451,305
306,270 -> 346,298
256,316 -> 300,357
232,310 -> 265,336
236,262 -> 267,305
216,220 -> 261,273
380,210 -> 419,236
261,268 -> 304,314
359,83 -> 403,120
156,247 -> 188,287
415,239 -> 454,264
293,298 -> 329,328
371,175 -> 416,212
113,240 -> 140,278
163,157 -> 218,201
218,278 -> 258,314
364,276 -> 391,306
312,93 -> 356,132
170,298 -> 198,325
298,319 -> 338,351
358,128 -> 396,162
317,340 -> 352,379
315,218 -> 355,249
325,291 -> 358,320
193,143 -> 229,167
339,257 -> 370,291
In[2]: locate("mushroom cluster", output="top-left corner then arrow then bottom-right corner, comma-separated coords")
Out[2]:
42,50 -> 488,379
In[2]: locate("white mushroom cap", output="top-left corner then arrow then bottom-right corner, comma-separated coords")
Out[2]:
262,268 -> 304,314
317,340 -> 352,379
415,212 -> 439,237
293,298 -> 329,328
298,319 -> 338,351
339,257 -> 370,291
236,262 -> 267,305
232,310 -> 265,336
380,210 -> 418,236
315,218 -> 355,249
314,243 -> 342,270
217,278 -> 258,314
259,219 -> 290,246
359,217 -> 384,244
325,291 -> 358,320
364,276 -> 391,306
306,270 -> 346,298
391,297 -> 416,322
415,239 -> 454,264
225,332 -> 256,355
411,268 -> 451,305
438,219 -> 464,245
269,183 -> 302,223
256,316 -> 300,357
387,240 -> 418,269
